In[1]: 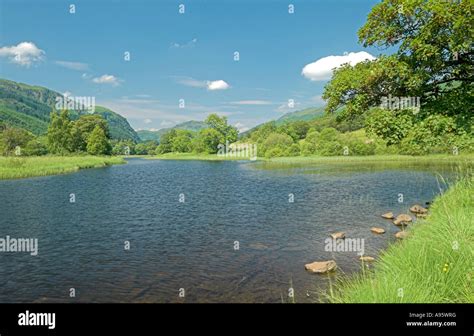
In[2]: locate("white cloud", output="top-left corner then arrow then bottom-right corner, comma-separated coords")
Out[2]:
174,76 -> 230,91
230,100 -> 272,105
55,60 -> 89,71
0,42 -> 45,67
63,91 -> 72,97
234,122 -> 249,133
302,51 -> 376,81
207,80 -> 230,91
92,74 -> 123,86
171,38 -> 198,48
144,118 -> 152,124
276,100 -> 301,113
175,76 -> 208,88
160,120 -> 174,127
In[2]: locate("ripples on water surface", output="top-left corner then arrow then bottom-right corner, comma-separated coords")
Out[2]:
0,158 -> 458,302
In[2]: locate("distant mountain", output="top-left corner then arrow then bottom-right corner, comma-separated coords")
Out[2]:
0,78 -> 73,135
136,130 -> 161,142
275,106 -> 325,125
0,78 -> 139,142
93,106 -> 140,142
240,106 -> 326,137
137,120 -> 208,142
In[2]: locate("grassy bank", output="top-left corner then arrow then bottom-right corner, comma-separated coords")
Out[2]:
267,154 -> 474,164
0,156 -> 125,180
327,175 -> 473,303
149,153 -> 473,163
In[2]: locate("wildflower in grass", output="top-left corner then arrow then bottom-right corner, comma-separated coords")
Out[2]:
442,263 -> 449,273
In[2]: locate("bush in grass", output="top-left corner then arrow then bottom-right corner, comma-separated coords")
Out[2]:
315,128 -> 344,156
285,143 -> 301,156
262,132 -> 294,156
365,108 -> 414,145
23,139 -> 48,156
399,115 -> 472,155
265,147 -> 285,158
318,140 -> 344,156
345,139 -> 376,155
300,130 -> 319,156
0,127 -> 34,155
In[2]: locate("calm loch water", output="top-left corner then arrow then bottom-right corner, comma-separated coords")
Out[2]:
0,158 -> 456,302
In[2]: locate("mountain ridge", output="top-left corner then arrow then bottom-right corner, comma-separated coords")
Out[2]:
0,78 -> 140,142
137,120 -> 208,142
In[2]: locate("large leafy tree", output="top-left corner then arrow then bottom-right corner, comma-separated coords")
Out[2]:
0,127 -> 34,155
47,110 -> 73,154
205,114 -> 238,144
324,0 -> 473,121
86,125 -> 111,155
196,128 -> 223,154
157,129 -> 177,154
171,129 -> 194,153
72,114 -> 110,151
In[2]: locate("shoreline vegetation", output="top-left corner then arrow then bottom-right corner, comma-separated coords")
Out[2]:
148,152 -> 474,164
1,153 -> 471,180
326,175 -> 473,303
0,156 -> 125,180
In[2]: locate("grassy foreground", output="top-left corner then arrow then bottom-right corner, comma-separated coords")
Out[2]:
0,156 -> 125,180
327,175 -> 474,303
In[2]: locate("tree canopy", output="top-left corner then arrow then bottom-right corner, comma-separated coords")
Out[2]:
324,0 -> 473,123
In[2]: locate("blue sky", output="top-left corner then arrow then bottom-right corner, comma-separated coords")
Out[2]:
0,0 -> 382,132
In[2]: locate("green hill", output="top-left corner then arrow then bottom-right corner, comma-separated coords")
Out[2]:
137,120 -> 207,142
136,130 -> 160,142
275,106 -> 325,125
0,78 -> 139,142
0,79 -> 68,135
240,106 -> 326,137
93,106 -> 140,142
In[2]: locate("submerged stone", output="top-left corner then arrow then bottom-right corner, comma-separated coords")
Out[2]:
410,204 -> 428,214
330,232 -> 346,240
393,214 -> 412,226
370,227 -> 386,234
304,260 -> 337,274
381,212 -> 395,219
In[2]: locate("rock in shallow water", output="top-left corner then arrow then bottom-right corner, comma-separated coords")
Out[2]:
393,214 -> 413,226
304,260 -> 337,274
381,212 -> 395,219
410,204 -> 428,214
330,232 -> 346,240
395,231 -> 409,239
359,256 -> 375,262
370,227 -> 386,234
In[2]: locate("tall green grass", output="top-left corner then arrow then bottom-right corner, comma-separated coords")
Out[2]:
326,174 -> 474,303
268,153 -> 474,164
148,153 -> 474,165
0,156 -> 125,180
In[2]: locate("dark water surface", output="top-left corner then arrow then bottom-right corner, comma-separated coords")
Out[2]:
0,158 -> 456,302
